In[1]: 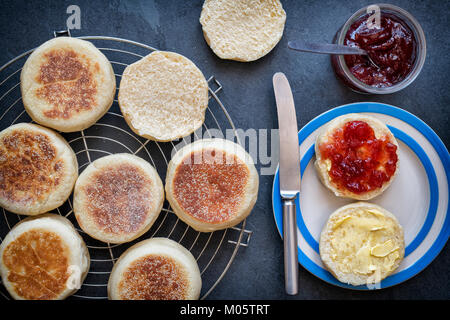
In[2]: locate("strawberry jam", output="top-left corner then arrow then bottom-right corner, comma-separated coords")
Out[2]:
319,121 -> 398,194
343,14 -> 415,87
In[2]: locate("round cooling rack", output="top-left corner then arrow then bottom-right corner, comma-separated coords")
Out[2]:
0,31 -> 253,300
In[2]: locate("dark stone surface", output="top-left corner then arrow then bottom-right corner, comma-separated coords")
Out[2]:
0,0 -> 448,300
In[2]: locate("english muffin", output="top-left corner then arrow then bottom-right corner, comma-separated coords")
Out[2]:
315,114 -> 399,200
118,51 -> 208,142
0,123 -> 78,215
199,0 -> 286,62
165,138 -> 259,232
21,37 -> 116,132
0,214 -> 90,300
108,237 -> 201,300
319,202 -> 405,286
73,153 -> 164,244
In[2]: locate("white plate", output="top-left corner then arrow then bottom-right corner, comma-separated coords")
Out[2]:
272,102 -> 449,289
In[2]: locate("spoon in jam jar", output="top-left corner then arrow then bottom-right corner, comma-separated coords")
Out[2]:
288,40 -> 381,69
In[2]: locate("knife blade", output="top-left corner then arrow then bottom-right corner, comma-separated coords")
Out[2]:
288,40 -> 367,55
273,72 -> 300,295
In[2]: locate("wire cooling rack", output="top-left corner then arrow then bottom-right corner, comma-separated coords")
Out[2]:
0,30 -> 253,300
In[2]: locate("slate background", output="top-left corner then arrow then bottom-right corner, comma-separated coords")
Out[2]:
0,0 -> 448,300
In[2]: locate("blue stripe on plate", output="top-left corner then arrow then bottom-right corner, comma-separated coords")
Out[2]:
272,102 -> 450,290
387,126 -> 439,256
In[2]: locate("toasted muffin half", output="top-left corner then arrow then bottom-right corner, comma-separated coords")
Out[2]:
315,114 -> 399,200
108,237 -> 201,300
21,37 -> 116,132
0,214 -> 90,300
73,153 -> 164,244
0,123 -> 78,215
165,138 -> 259,232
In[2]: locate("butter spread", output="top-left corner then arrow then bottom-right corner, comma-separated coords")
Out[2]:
329,208 -> 402,277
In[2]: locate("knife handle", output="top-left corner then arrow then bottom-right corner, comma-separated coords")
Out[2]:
282,198 -> 299,295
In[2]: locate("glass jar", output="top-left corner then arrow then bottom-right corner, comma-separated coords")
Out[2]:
331,4 -> 426,94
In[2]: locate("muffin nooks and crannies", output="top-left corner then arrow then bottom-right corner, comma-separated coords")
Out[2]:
315,114 -> 399,200
108,238 -> 201,300
165,138 -> 259,232
200,0 -> 286,62
20,37 -> 116,132
319,202 -> 405,286
0,214 -> 90,300
73,153 -> 164,244
118,51 -> 209,142
0,123 -> 78,216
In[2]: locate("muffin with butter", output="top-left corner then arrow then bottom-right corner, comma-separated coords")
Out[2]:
319,202 -> 404,286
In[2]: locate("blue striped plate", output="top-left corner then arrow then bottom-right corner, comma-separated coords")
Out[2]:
272,102 -> 449,289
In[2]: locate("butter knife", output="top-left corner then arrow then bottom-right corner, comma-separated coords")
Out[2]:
288,40 -> 367,55
273,72 -> 300,295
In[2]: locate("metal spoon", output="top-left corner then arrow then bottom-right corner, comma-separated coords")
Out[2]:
288,40 -> 381,69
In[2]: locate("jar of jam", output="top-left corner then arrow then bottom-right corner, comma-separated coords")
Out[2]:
331,4 -> 426,94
